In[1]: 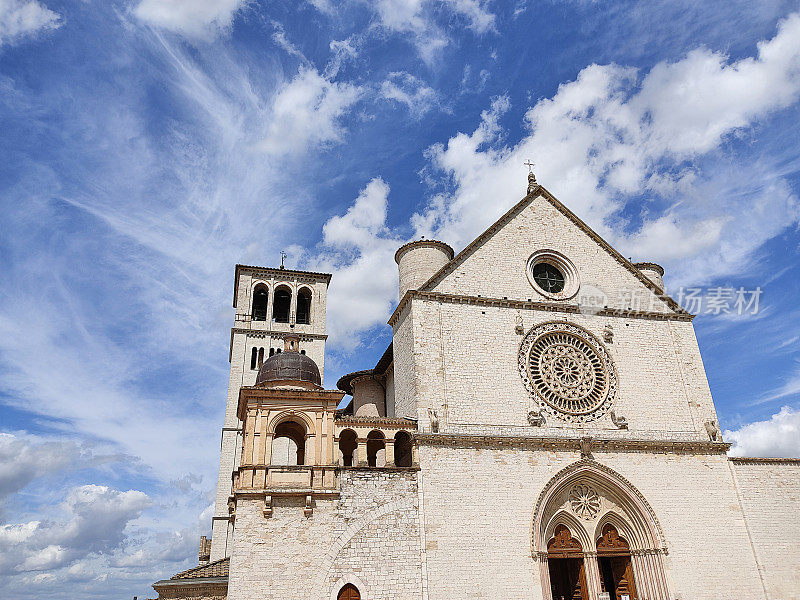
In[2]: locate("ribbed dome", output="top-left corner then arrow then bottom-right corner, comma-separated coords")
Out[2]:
255,351 -> 321,387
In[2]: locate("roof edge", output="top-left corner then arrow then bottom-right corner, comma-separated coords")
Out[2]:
394,239 -> 455,264
416,184 -> 687,315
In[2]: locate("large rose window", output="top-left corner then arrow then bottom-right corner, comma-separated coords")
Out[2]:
519,322 -> 616,423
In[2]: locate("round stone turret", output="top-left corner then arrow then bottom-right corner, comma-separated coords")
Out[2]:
633,262 -> 665,291
394,239 -> 454,300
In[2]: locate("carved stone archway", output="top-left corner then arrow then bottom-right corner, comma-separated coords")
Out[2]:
532,461 -> 671,600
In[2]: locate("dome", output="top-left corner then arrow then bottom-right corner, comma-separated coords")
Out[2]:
255,351 -> 321,388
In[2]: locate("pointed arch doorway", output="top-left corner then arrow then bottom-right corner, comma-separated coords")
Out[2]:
547,524 -> 589,600
597,524 -> 638,600
532,462 -> 671,600
337,583 -> 360,600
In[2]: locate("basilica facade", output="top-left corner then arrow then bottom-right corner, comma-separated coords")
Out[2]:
153,175 -> 800,600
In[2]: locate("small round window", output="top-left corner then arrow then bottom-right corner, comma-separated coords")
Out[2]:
526,250 -> 580,300
532,262 -> 565,294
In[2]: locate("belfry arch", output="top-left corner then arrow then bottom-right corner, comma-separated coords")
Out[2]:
532,461 -> 671,600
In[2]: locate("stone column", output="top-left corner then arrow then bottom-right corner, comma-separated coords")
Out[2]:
583,552 -> 602,599
385,439 -> 395,466
356,438 -> 368,466
304,434 -> 315,466
538,555 -> 552,600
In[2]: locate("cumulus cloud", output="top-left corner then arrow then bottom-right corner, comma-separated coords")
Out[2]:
309,178 -> 402,349
259,67 -> 362,156
0,485 -> 151,575
133,0 -> 246,39
0,0 -> 60,46
379,71 -> 439,117
726,406 -> 800,458
413,12 -> 800,287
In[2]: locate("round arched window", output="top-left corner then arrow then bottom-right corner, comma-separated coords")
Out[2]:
526,250 -> 580,300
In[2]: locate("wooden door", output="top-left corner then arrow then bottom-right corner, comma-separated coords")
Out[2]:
610,557 -> 637,600
337,584 -> 360,600
548,558 -> 588,600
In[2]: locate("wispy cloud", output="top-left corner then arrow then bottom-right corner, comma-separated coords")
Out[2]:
0,0 -> 60,46
133,0 -> 247,39
379,71 -> 440,117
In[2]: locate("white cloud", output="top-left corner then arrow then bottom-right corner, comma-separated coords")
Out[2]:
310,178 -> 402,349
0,0 -> 60,46
0,434 -> 82,502
133,0 -> 246,39
259,67 -> 362,156
370,0 -> 494,62
726,406 -> 800,458
0,485 -> 151,575
380,71 -> 439,117
412,12 -> 800,287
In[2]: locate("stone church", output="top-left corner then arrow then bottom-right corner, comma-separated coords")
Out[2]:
153,174 -> 800,600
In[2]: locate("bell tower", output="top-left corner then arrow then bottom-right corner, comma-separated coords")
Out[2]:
209,263 -> 331,561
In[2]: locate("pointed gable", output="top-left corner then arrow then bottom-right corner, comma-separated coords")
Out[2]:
421,185 -> 686,316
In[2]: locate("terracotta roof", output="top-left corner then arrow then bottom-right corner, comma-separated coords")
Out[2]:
171,557 -> 229,580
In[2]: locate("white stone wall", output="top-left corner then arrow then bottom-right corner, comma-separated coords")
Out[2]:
227,471 -> 422,600
385,366 -> 396,418
392,308 -> 416,421
352,376 -> 386,417
400,297 -> 710,438
731,458 -> 800,600
418,444 -> 765,600
397,244 -> 452,300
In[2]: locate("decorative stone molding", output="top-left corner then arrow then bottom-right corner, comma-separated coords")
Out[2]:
569,484 -> 600,519
610,410 -> 628,429
262,495 -> 272,518
415,432 -> 730,455
729,456 -> 800,464
531,459 -> 668,554
335,416 -> 418,429
388,289 -> 694,327
428,408 -> 439,432
704,419 -> 723,442
527,410 -> 546,427
303,494 -> 313,517
580,436 -> 594,459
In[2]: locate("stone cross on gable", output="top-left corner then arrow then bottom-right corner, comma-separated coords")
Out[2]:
525,160 -> 537,194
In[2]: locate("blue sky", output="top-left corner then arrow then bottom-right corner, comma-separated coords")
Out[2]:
1,0 -> 800,597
